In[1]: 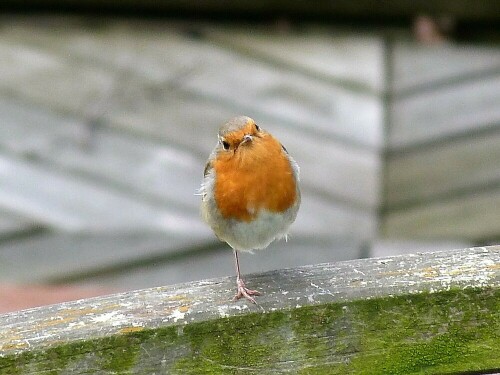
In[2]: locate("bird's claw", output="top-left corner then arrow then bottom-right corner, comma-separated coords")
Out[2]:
234,278 -> 261,304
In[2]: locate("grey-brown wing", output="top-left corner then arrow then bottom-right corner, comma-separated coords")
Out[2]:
203,160 -> 212,178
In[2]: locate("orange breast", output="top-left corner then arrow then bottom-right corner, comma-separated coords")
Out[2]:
213,134 -> 297,222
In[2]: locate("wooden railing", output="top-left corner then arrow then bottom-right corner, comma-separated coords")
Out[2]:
1,246 -> 499,374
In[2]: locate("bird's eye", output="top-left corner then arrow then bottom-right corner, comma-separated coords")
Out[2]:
254,124 -> 260,131
221,140 -> 230,150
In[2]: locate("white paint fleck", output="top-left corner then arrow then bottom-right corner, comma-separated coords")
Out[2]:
352,268 -> 366,276
67,321 -> 86,329
310,282 -> 335,297
197,281 -> 214,286
91,311 -> 121,323
281,291 -> 289,295
217,306 -> 229,318
111,316 -> 128,326
229,304 -> 247,311
170,309 -> 185,323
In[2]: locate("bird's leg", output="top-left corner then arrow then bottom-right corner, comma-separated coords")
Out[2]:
233,249 -> 261,303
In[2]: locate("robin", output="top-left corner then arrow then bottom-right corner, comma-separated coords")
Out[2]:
200,116 -> 300,303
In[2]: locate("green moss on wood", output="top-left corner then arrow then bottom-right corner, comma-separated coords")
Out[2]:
1,287 -> 499,374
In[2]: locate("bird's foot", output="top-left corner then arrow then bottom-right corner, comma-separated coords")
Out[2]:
233,277 -> 261,304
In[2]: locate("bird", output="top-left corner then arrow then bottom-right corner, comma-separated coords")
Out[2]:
200,116 -> 300,303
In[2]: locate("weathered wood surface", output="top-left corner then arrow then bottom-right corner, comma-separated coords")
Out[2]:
0,234 -> 217,284
386,127 -> 500,207
0,19 -> 380,243
77,237 -> 366,291
0,246 -> 498,374
0,209 -> 42,240
0,153 -> 207,233
384,42 -> 500,243
0,15 -> 499,293
370,239 -> 470,258
205,28 -> 385,94
391,43 -> 500,95
389,75 -> 500,148
0,233 -> 365,287
383,188 -> 500,242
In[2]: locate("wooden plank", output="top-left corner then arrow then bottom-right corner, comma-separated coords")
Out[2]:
0,246 -> 498,374
295,194 -> 376,239
0,209 -> 41,240
0,98 -> 204,212
0,41 -> 113,116
392,43 -> 500,93
386,128 -> 500,206
0,97 -> 381,210
204,27 -> 385,93
79,237 -> 366,291
370,239 -> 470,258
389,75 -> 500,148
382,189 -> 500,241
0,233 -> 214,284
0,20 -> 382,208
0,19 -> 384,148
0,196 -> 375,285
181,51 -> 383,148
0,154 -> 209,233
0,96 -> 378,241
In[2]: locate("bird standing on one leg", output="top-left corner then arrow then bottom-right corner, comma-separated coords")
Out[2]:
200,116 -> 300,303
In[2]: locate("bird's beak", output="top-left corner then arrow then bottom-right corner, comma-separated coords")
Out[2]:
242,134 -> 253,144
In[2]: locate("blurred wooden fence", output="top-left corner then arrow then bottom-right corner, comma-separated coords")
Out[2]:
0,17 -> 498,291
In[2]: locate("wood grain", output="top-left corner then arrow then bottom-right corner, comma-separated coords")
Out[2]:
386,128 -> 500,207
383,189 -> 500,241
0,246 -> 498,374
